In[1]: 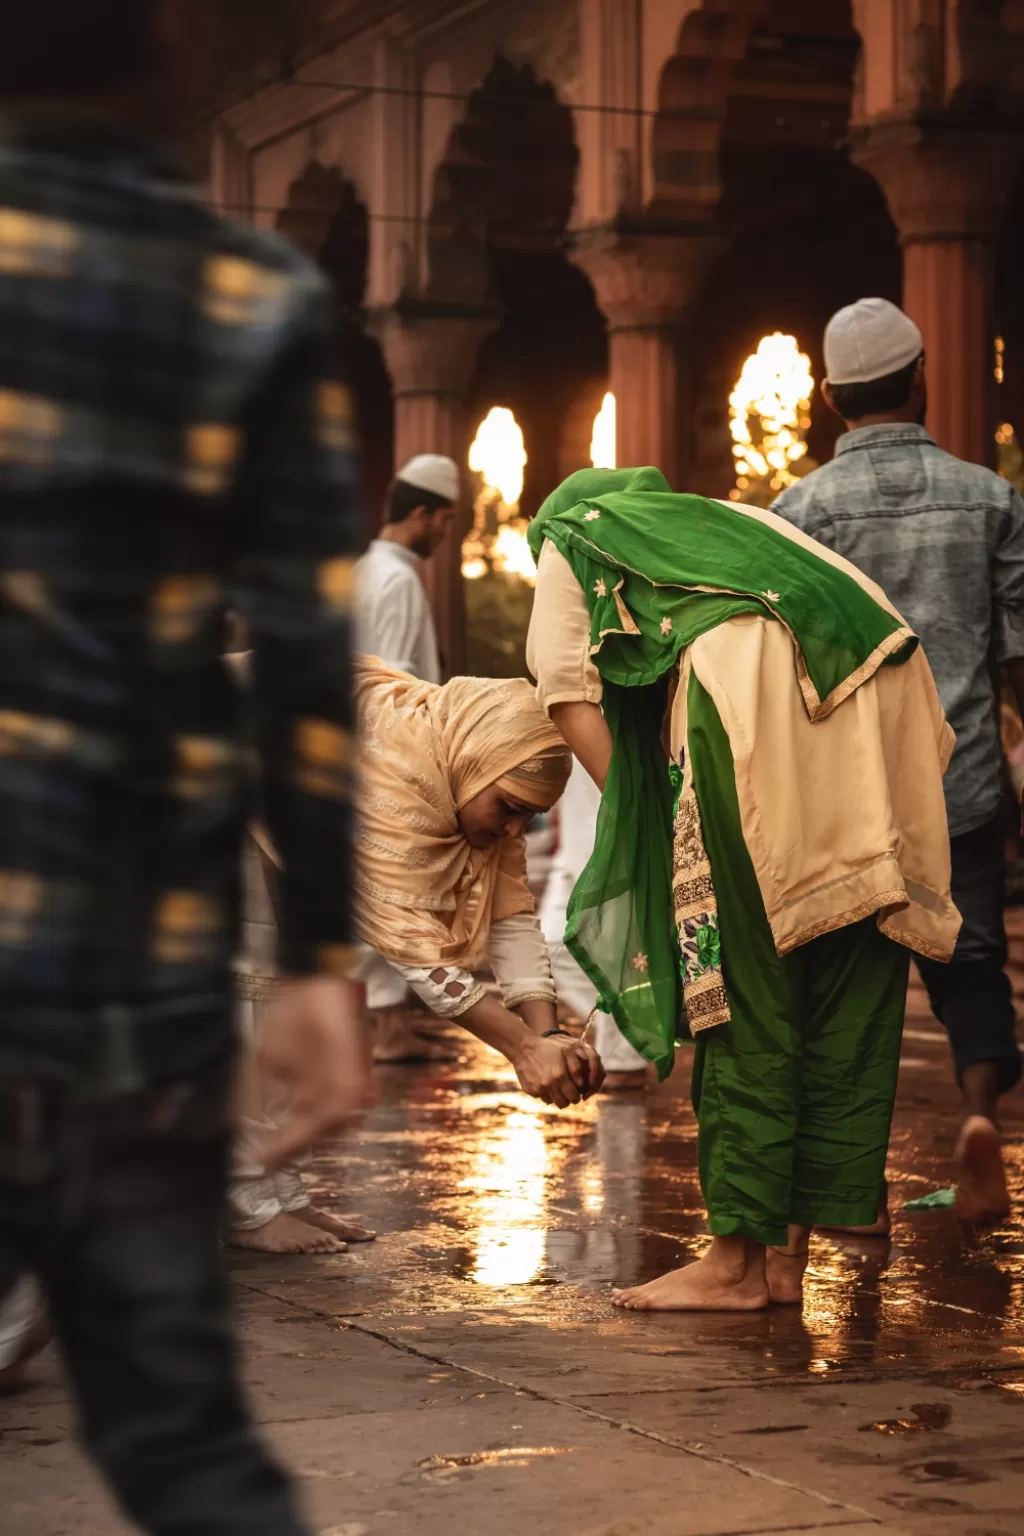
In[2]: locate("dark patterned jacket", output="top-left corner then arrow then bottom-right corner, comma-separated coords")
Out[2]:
0,116 -> 360,1018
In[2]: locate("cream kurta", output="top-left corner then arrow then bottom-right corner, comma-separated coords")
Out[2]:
528,538 -> 960,966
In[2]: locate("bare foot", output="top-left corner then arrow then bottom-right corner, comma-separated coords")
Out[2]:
817,1180 -> 891,1237
602,1070 -> 648,1094
373,1008 -> 459,1065
228,1212 -> 347,1255
612,1239 -> 770,1312
293,1206 -> 376,1243
766,1247 -> 808,1306
955,1116 -> 1010,1224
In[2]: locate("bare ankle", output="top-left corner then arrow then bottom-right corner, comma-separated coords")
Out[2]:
708,1236 -> 764,1284
961,1064 -> 1002,1128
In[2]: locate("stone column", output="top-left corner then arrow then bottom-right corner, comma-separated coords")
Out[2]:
208,122 -> 251,220
856,129 -> 1020,467
374,302 -> 495,676
572,231 -> 722,487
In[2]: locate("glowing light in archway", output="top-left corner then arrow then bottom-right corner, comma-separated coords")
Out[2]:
729,333 -> 814,505
468,406 -> 526,508
590,391 -> 616,469
463,406 -> 535,585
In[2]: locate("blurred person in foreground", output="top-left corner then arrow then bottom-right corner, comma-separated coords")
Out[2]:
774,298 -> 1024,1224
353,455 -> 462,1064
0,5 -> 372,1533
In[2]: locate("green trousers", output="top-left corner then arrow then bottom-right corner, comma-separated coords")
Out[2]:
687,673 -> 910,1248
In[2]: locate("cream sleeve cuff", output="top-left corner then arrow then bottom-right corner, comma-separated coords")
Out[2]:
488,912 -> 556,1009
527,542 -> 603,712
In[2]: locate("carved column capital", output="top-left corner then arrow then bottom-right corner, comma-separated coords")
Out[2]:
370,299 -> 497,398
571,227 -> 726,332
854,122 -> 1022,244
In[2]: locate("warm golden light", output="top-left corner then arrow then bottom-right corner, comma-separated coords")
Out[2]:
468,406 -> 526,508
463,406 -> 535,586
997,421 -> 1024,495
466,1106 -> 549,1287
996,336 -> 1006,386
590,392 -> 616,470
729,333 -> 815,506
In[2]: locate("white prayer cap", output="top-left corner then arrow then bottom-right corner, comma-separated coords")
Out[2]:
396,454 -> 460,504
824,298 -> 924,386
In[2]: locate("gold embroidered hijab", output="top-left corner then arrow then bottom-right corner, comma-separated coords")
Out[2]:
355,659 -> 570,970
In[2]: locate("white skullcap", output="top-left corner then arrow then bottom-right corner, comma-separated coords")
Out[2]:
824,298 -> 924,386
396,453 -> 460,504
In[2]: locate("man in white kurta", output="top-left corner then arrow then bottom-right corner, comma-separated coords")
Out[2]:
354,454 -> 460,1059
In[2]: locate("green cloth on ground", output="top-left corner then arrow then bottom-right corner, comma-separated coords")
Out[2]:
903,1188 -> 957,1211
687,669 -> 908,1245
528,466 -> 917,1079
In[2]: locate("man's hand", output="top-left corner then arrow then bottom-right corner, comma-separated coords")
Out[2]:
257,977 -> 375,1168
512,1033 -> 605,1108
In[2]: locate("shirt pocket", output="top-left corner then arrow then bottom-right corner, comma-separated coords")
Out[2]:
868,446 -> 928,503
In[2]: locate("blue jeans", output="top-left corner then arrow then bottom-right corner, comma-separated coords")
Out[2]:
0,1004 -> 309,1536
917,814 -> 1022,1097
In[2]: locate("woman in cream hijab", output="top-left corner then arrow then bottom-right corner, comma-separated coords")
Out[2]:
228,658 -> 603,1255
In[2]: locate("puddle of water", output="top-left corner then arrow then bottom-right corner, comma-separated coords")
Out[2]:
418,1447 -> 579,1480
860,1402 -> 953,1435
907,1459 -> 991,1485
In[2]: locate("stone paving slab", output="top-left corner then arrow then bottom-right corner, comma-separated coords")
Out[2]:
572,1377 -> 1024,1534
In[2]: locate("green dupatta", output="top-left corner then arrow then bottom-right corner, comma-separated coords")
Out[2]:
527,466 -> 916,1079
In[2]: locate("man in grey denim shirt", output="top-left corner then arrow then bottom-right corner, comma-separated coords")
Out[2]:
774,298 -> 1024,1226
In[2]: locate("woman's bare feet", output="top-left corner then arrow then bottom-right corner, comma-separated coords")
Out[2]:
955,1116 -> 1011,1223
602,1069 -> 648,1093
228,1212 -> 348,1255
372,1007 -> 459,1065
612,1237 -> 770,1312
293,1206 -> 376,1243
766,1226 -> 811,1306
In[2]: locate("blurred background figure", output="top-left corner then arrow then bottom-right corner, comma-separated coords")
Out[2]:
355,454 -> 462,1065
539,760 -> 650,1090
0,4 -> 371,1533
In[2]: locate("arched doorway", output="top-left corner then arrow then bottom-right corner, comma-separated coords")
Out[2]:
669,1 -> 900,498
427,57 -> 608,675
277,162 -> 393,543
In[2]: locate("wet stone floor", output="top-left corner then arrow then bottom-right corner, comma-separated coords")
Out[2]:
7,942 -> 1024,1534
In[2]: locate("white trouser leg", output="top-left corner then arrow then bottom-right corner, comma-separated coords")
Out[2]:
541,868 -> 646,1070
351,947 -> 407,1011
227,995 -> 310,1230
0,1277 -> 41,1370
541,868 -> 598,1021
591,1009 -> 648,1073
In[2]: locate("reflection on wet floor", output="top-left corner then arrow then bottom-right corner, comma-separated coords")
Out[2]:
288,982 -> 1024,1382
418,1447 -> 579,1480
